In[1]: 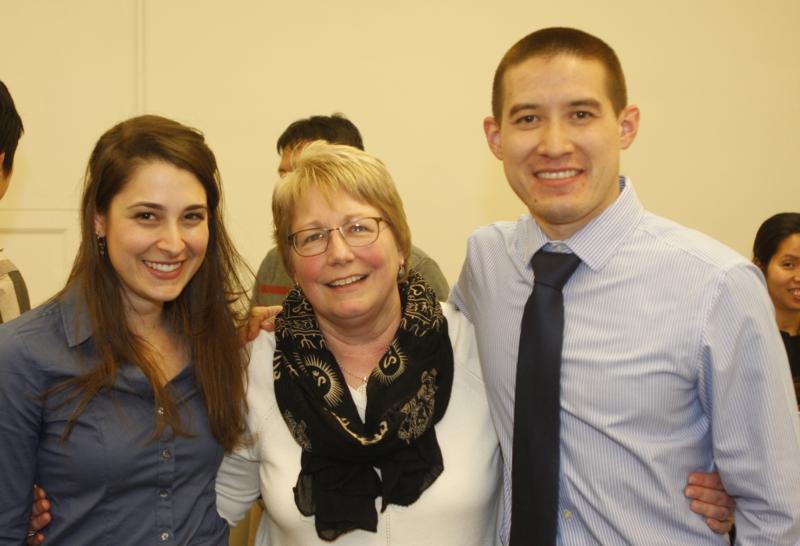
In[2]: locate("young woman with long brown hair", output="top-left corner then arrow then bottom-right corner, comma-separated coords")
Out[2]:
0,115 -> 248,544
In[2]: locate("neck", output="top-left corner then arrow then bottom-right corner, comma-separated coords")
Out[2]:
321,312 -> 401,360
319,303 -> 402,386
125,304 -> 187,386
125,306 -> 167,338
776,308 -> 800,336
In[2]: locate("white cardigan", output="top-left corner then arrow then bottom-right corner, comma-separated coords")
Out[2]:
216,302 -> 502,545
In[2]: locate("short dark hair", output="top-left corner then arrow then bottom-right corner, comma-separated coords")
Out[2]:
276,113 -> 364,154
753,212 -> 800,269
491,27 -> 628,122
0,80 -> 24,174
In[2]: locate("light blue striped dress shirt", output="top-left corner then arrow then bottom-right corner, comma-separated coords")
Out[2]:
451,178 -> 800,545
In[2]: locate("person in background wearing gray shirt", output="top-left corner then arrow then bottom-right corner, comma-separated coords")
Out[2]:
0,80 -> 30,323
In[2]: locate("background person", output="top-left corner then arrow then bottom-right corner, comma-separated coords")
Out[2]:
0,79 -> 30,323
251,114 -> 450,307
753,212 -> 800,404
0,115 -> 249,544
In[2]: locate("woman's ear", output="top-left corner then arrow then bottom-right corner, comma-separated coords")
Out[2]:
94,213 -> 106,237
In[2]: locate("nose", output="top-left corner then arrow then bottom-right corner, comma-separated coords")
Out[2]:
536,120 -> 573,158
156,222 -> 186,255
325,228 -> 355,264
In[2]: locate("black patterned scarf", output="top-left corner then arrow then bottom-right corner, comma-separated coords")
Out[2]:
273,270 -> 454,541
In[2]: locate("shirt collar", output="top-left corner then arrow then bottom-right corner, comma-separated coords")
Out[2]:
59,283 -> 195,397
518,176 -> 644,271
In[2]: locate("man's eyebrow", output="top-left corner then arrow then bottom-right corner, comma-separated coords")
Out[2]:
507,98 -> 604,118
507,103 -> 540,117
568,98 -> 603,109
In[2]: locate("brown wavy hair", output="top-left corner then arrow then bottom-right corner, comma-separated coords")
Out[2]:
56,115 -> 248,451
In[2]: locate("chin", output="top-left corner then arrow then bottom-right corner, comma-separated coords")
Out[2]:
145,287 -> 186,305
333,306 -> 371,320
328,301 -> 377,321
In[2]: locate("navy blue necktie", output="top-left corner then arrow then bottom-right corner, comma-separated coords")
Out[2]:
510,250 -> 581,546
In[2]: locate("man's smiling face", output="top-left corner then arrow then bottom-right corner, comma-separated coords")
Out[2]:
484,53 -> 639,240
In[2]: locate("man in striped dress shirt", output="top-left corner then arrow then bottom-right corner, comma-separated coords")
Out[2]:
451,27 -> 800,544
0,80 -> 30,324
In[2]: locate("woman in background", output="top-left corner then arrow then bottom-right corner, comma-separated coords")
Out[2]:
753,212 -> 800,404
0,115 -> 248,544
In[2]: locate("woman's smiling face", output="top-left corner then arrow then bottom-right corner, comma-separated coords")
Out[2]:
765,233 -> 800,319
95,160 -> 209,317
289,188 -> 403,331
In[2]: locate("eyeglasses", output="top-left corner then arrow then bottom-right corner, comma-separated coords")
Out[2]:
288,217 -> 389,257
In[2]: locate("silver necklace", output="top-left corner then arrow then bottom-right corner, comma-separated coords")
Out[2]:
339,365 -> 370,386
336,341 -> 392,387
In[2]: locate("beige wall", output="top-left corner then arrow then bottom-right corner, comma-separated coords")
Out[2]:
2,0 -> 799,304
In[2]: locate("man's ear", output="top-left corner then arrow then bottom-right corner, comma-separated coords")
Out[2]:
618,105 -> 640,150
483,116 -> 504,160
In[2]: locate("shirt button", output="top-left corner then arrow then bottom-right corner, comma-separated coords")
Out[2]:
159,489 -> 169,499
160,531 -> 170,541
161,448 -> 171,460
157,406 -> 165,416
563,510 -> 573,520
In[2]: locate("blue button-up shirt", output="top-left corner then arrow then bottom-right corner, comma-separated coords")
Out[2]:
0,286 -> 228,544
452,178 -> 800,545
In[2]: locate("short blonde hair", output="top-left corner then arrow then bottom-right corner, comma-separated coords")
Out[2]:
272,141 -> 412,277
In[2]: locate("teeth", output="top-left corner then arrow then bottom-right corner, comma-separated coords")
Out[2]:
537,169 -> 580,180
144,261 -> 180,272
329,275 -> 365,287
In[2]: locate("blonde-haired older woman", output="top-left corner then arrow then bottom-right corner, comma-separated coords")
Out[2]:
216,141 -> 502,545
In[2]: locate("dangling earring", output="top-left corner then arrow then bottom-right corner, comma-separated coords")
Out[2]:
96,233 -> 107,257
